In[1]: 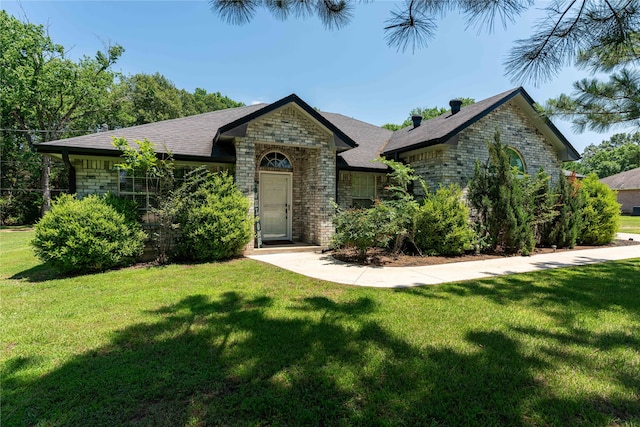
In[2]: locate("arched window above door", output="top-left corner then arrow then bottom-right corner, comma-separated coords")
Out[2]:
260,152 -> 292,169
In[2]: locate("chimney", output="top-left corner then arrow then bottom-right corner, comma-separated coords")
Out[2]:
100,123 -> 108,132
449,99 -> 463,115
411,115 -> 422,128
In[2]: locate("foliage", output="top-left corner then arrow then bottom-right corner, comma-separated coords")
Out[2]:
332,204 -> 395,260
567,132 -> 640,178
109,73 -> 245,128
210,1 -> 638,83
528,168 -> 557,246
414,184 -> 474,256
112,136 -> 176,262
545,13 -> 640,133
102,192 -> 142,224
4,229 -> 640,426
0,136 -> 42,225
31,194 -> 146,273
333,159 -> 420,257
579,174 -> 621,245
0,10 -> 124,214
0,12 -> 243,221
382,98 -> 474,130
173,170 -> 252,261
467,130 -> 536,254
543,172 -> 583,249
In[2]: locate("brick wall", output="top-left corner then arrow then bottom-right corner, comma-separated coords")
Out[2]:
401,101 -> 563,194
237,105 -> 336,247
72,157 -> 120,198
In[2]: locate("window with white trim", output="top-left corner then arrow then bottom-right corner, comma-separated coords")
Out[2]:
352,173 -> 376,208
260,152 -> 291,169
118,166 -> 201,220
118,170 -> 158,216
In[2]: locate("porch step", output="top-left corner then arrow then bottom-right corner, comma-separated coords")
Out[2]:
249,243 -> 324,254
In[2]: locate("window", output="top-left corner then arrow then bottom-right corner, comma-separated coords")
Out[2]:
118,170 -> 157,219
506,148 -> 526,174
352,173 -> 376,208
260,152 -> 291,169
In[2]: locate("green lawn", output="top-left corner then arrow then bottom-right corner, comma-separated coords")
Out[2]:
2,231 -> 639,426
620,215 -> 640,234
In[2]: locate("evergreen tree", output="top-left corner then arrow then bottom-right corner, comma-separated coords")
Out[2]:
468,130 -> 536,254
544,172 -> 583,249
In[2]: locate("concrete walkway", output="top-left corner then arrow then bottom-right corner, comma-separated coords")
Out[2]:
247,234 -> 640,288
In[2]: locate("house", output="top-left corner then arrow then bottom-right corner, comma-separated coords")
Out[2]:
600,167 -> 640,215
35,87 -> 580,248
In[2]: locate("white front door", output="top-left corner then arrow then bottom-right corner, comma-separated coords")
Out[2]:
259,172 -> 292,241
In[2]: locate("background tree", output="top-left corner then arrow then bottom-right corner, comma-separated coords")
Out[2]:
1,11 -> 244,224
382,98 -> 474,130
567,132 -> 640,177
108,73 -> 245,128
210,0 -> 639,83
0,10 -> 123,215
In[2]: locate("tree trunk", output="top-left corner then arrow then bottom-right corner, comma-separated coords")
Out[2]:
41,155 -> 51,215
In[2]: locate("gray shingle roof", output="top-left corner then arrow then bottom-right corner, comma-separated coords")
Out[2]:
382,88 -> 522,155
320,112 -> 392,170
600,167 -> 640,190
35,87 -> 578,170
37,103 -> 267,159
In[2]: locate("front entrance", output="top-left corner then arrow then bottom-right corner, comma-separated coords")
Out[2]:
259,172 -> 292,241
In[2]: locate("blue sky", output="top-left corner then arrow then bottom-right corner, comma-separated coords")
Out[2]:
2,1 -> 621,154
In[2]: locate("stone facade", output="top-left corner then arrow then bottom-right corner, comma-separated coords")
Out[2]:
401,101 -> 562,197
234,105 -> 336,247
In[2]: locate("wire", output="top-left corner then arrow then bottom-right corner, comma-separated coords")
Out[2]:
0,128 -> 103,134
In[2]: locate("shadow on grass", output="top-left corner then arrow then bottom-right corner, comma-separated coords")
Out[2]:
9,263 -> 62,282
4,282 -> 640,425
402,260 -> 640,321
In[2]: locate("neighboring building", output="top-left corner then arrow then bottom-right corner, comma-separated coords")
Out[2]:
600,167 -> 640,214
36,87 -> 580,248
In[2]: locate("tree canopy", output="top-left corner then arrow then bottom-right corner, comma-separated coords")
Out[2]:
382,98 -> 475,131
0,11 -> 243,224
210,0 -> 640,83
567,132 -> 640,178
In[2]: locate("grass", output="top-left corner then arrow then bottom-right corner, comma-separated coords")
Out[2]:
2,231 -> 639,426
620,215 -> 640,234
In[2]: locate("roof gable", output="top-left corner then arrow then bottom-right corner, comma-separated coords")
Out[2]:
382,87 -> 580,161
216,94 -> 358,151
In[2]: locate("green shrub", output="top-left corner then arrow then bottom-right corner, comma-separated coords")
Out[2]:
31,194 -> 146,273
579,174 -> 620,245
414,185 -> 474,256
174,171 -> 252,261
332,202 -> 397,259
103,192 -> 142,224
